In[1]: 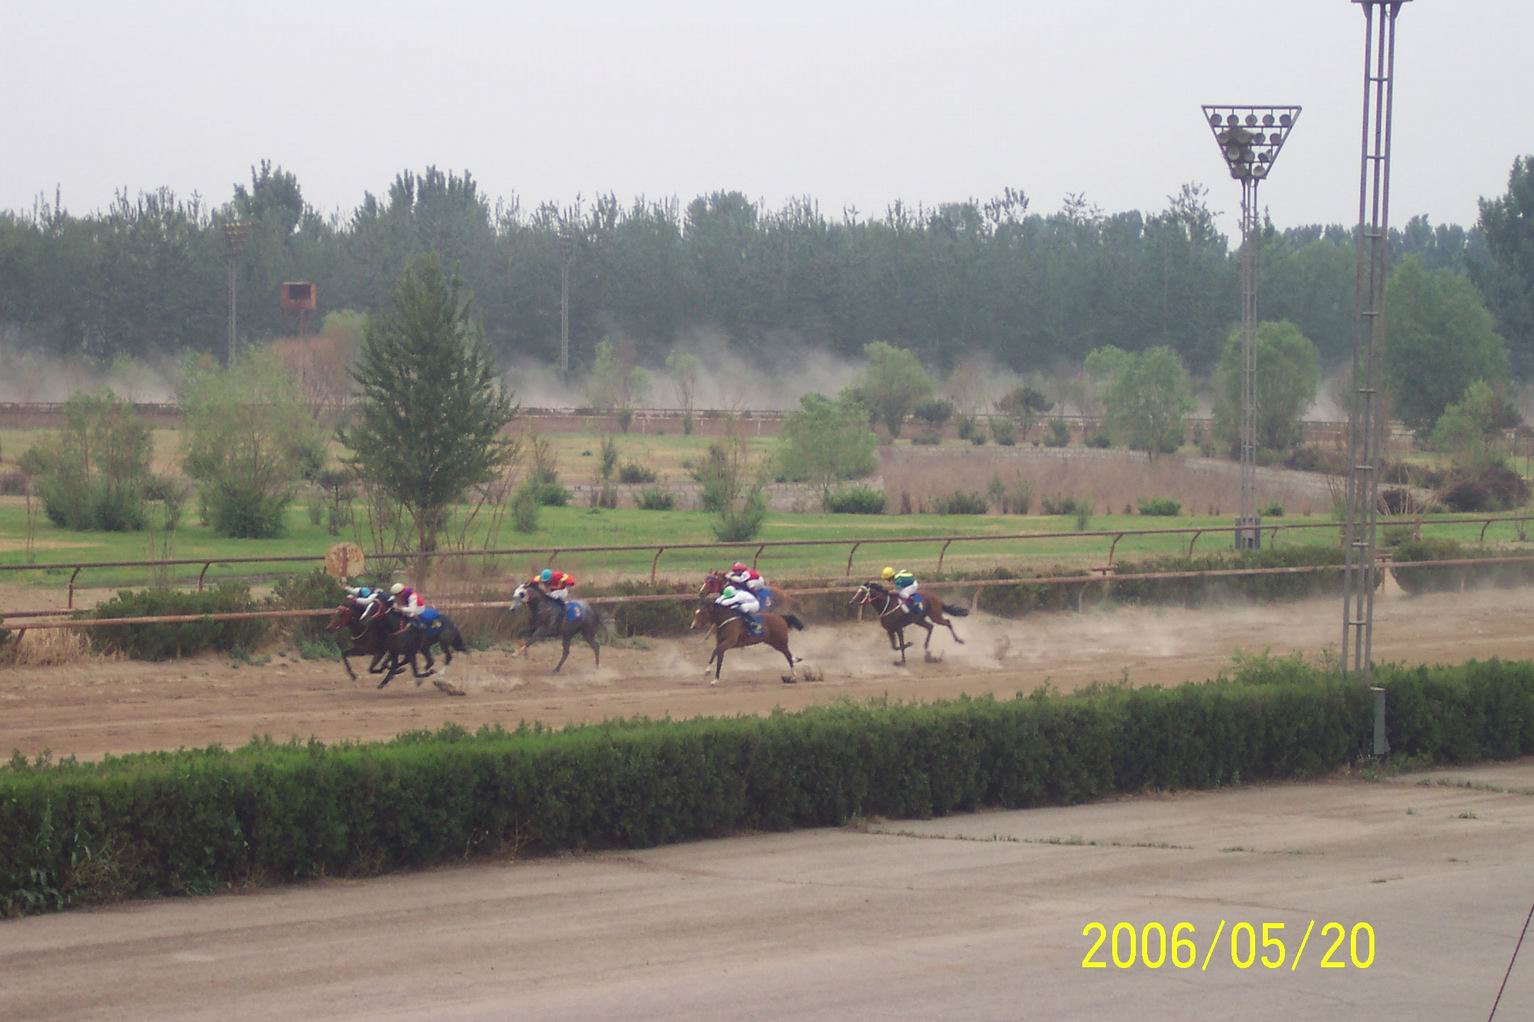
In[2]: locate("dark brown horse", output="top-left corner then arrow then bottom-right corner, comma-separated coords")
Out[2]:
700,571 -> 799,616
325,600 -> 466,691
325,599 -> 395,681
690,590 -> 805,685
851,581 -> 969,665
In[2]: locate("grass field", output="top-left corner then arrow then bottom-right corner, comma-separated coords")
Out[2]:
3,494 -> 1530,599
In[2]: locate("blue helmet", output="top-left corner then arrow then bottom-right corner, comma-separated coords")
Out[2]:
356,587 -> 372,598
540,568 -> 553,583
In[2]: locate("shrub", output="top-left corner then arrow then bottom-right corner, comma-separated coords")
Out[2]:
1044,418 -> 1071,447
712,490 -> 768,541
11,658 -> 1534,915
1040,494 -> 1085,516
913,397 -> 954,427
89,584 -> 271,660
26,391 -> 154,532
271,570 -> 347,650
1136,497 -> 1182,516
825,486 -> 887,514
934,490 -> 988,515
911,430 -> 943,446
989,417 -> 1017,446
1259,502 -> 1285,517
955,413 -> 979,441
1086,433 -> 1111,449
204,480 -> 290,539
511,483 -> 541,533
637,486 -> 675,511
618,461 -> 657,484
1439,465 -> 1529,512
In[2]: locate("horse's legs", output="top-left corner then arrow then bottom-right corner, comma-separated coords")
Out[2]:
895,628 -> 908,665
367,650 -> 387,673
713,646 -> 726,684
584,623 -> 600,666
919,619 -> 937,650
553,633 -> 572,673
378,653 -> 402,689
341,652 -> 357,681
942,617 -> 965,645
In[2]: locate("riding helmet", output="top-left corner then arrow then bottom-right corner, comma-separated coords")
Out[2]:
540,568 -> 553,582
732,562 -> 747,572
722,585 -> 736,598
881,566 -> 895,580
390,582 -> 405,595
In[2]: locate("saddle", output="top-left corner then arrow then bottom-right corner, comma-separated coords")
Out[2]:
417,607 -> 443,636
563,600 -> 586,624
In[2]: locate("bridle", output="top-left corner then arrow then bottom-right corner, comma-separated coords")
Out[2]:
850,583 -> 900,620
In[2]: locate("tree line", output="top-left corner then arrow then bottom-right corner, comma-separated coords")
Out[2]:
2,158 -> 1530,378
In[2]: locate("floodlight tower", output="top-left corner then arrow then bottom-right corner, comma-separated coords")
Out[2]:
557,228 -> 574,375
1342,1 -> 1410,708
222,220 -> 252,366
1201,105 -> 1300,550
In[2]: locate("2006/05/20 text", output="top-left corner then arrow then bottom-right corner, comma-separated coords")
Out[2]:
1082,920 -> 1375,971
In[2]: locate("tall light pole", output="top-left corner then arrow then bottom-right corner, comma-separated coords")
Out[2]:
222,220 -> 251,366
1201,104 -> 1300,549
557,228 -> 573,375
1342,1 -> 1410,719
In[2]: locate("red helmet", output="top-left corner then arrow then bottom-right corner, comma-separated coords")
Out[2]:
731,562 -> 748,572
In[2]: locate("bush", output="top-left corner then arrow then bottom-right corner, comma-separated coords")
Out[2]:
712,490 -> 768,541
11,658 -> 1534,915
38,475 -> 148,532
989,417 -> 1017,446
1136,497 -> 1182,516
1043,418 -> 1071,447
637,486 -> 675,511
1259,502 -> 1285,517
618,462 -> 657,484
955,413 -> 979,441
89,584 -> 272,660
511,483 -> 541,533
913,397 -> 954,427
27,391 -> 154,532
271,570 -> 347,650
1040,494 -> 1086,516
1085,433 -> 1111,449
911,430 -> 942,446
825,486 -> 887,514
1440,465 -> 1530,512
934,490 -> 988,515
204,480 -> 289,539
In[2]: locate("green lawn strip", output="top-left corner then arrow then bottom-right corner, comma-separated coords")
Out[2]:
4,657 -> 1531,916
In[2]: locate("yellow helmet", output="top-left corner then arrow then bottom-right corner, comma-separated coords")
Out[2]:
880,566 -> 895,580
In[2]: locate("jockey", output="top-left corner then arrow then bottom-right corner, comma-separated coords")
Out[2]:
880,566 -> 923,613
724,561 -> 765,593
715,584 -> 761,632
345,584 -> 385,619
389,581 -> 426,620
537,568 -> 576,604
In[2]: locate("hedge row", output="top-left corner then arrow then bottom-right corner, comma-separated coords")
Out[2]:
6,657 -> 1534,916
1391,539 -> 1534,595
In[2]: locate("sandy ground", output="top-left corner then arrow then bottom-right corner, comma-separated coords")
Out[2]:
4,585 -> 1533,761
3,759 -> 1532,1020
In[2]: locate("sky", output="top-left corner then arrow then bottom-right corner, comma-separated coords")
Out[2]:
1,0 -> 1527,234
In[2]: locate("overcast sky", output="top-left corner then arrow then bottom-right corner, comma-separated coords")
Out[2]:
2,0 -> 1527,233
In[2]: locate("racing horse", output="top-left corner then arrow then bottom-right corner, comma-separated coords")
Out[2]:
690,588 -> 806,685
509,583 -> 603,672
699,570 -> 799,616
850,580 -> 969,665
325,598 -> 393,680
325,598 -> 467,690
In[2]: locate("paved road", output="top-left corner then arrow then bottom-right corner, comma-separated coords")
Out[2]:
5,761 -> 1533,1020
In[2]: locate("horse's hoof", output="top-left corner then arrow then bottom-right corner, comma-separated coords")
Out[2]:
924,653 -> 941,664
709,678 -> 718,687
781,675 -> 797,685
892,661 -> 906,668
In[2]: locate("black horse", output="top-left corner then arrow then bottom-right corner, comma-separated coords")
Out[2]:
510,583 -> 603,673
370,606 -> 469,688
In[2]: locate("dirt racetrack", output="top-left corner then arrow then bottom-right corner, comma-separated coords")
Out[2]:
4,585 -> 1533,760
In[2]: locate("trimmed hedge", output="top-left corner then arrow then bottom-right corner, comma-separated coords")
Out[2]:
88,584 -> 273,660
1391,539 -> 1534,595
5,657 -> 1534,915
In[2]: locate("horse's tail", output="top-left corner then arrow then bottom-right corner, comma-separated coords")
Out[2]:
449,624 -> 469,652
944,603 -> 971,617
783,613 -> 806,631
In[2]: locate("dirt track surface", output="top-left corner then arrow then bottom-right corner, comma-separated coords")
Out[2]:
4,585 -> 1533,760
4,760 -> 1533,1020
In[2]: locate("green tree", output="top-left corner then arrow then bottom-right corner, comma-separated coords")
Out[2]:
665,348 -> 702,434
587,336 -> 652,431
180,350 -> 326,538
1212,320 -> 1321,452
858,340 -> 935,440
23,391 -> 153,531
994,385 -> 1053,437
1094,346 -> 1193,458
779,392 -> 879,505
1386,256 -> 1510,430
1473,155 -> 1534,377
1429,379 -> 1521,474
343,254 -> 518,552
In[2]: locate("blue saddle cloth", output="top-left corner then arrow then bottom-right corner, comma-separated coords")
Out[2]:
756,586 -> 775,609
741,611 -> 763,636
564,600 -> 587,623
417,607 -> 443,635
907,593 -> 926,615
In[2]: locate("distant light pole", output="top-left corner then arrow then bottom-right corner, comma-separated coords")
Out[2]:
222,220 -> 252,366
557,228 -> 574,374
1343,1 -> 1410,710
1201,104 -> 1300,549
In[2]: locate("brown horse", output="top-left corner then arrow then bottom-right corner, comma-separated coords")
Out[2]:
700,571 -> 799,616
690,592 -> 806,685
851,581 -> 969,665
325,599 -> 396,681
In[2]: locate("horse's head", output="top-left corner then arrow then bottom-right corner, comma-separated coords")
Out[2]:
690,590 -> 720,630
509,583 -> 530,611
326,602 -> 354,631
699,572 -> 725,597
850,582 -> 877,606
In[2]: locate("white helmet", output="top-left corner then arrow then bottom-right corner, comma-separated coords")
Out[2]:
390,583 -> 405,595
